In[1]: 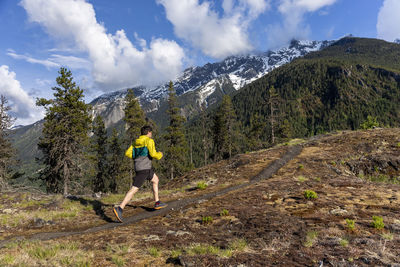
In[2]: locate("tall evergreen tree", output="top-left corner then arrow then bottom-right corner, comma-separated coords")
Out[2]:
123,89 -> 146,185
124,89 -> 146,142
0,95 -> 15,189
200,103 -> 210,166
164,81 -> 189,179
247,112 -> 267,150
266,86 -> 280,144
213,95 -> 238,160
91,115 -> 108,192
108,129 -> 124,193
36,67 -> 91,195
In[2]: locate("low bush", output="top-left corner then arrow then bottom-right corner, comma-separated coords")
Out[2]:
371,216 -> 384,230
304,190 -> 318,200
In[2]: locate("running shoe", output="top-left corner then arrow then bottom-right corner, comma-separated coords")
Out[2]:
113,206 -> 123,222
154,201 -> 167,210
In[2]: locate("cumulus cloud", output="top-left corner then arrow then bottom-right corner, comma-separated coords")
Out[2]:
21,0 -> 185,91
0,65 -> 44,125
267,0 -> 337,48
377,0 -> 400,42
157,0 -> 270,59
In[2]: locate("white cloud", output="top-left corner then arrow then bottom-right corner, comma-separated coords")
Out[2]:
267,0 -> 337,48
157,0 -> 270,59
21,0 -> 186,91
7,51 -> 91,70
0,65 -> 44,125
377,0 -> 400,42
7,51 -> 59,69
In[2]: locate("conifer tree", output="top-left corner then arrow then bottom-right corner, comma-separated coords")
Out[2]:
247,113 -> 267,150
92,115 -> 108,192
123,89 -> 146,185
108,129 -> 123,193
213,95 -> 238,160
267,86 -> 280,144
164,81 -> 189,179
124,89 -> 146,142
0,95 -> 15,189
200,103 -> 210,166
36,67 -> 91,195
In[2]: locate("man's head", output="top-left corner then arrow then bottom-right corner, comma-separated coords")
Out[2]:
141,125 -> 152,137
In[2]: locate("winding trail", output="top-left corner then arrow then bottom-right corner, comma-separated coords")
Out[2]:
0,145 -> 302,247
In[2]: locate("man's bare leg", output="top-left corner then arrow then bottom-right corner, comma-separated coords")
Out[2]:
119,186 -> 139,209
151,173 -> 159,202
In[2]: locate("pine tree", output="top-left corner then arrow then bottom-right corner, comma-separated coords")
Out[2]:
200,103 -> 210,166
108,129 -> 124,193
36,67 -> 91,195
266,86 -> 280,144
124,89 -> 146,142
247,113 -> 267,150
123,89 -> 146,186
213,95 -> 238,160
164,81 -> 189,179
0,95 -> 15,189
91,115 -> 108,192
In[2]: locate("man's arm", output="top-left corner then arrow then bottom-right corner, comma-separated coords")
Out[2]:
147,139 -> 163,160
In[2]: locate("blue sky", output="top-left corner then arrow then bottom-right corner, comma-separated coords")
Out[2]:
0,0 -> 399,125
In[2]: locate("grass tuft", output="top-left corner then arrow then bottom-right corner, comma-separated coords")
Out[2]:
148,247 -> 160,258
202,216 -> 213,225
371,216 -> 384,230
196,181 -> 208,190
304,231 -> 318,247
220,209 -> 229,216
345,219 -> 355,231
304,190 -> 318,200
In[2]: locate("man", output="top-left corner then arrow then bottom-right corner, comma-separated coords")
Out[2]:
113,125 -> 167,223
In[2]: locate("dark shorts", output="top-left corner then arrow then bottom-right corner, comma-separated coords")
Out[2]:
133,169 -> 154,188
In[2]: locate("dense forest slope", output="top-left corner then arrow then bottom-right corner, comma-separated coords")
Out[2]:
231,37 -> 400,138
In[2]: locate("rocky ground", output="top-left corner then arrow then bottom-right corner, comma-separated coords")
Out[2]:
1,128 -> 400,266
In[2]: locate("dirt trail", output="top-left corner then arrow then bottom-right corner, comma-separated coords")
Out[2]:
0,145 -> 302,248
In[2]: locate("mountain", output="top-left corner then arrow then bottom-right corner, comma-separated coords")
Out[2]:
229,37 -> 400,138
89,39 -> 333,129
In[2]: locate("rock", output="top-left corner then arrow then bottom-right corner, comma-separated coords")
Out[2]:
92,192 -> 102,199
389,223 -> 400,233
33,218 -> 47,227
330,207 -> 348,215
166,230 -> 191,236
2,208 -> 16,214
143,235 -> 161,241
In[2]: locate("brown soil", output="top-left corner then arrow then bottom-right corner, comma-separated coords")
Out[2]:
1,128 -> 400,266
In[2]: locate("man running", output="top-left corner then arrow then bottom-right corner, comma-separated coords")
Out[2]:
113,125 -> 167,223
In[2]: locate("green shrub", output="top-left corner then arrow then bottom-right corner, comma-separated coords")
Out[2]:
297,176 -> 308,182
304,190 -> 318,200
397,142 -> 400,147
220,209 -> 229,216
202,216 -> 213,225
111,255 -> 125,267
345,219 -> 355,231
228,239 -> 247,251
371,216 -> 384,230
304,231 -> 318,247
196,181 -> 208,190
361,116 -> 379,129
298,164 -> 304,170
339,238 -> 349,247
148,247 -> 160,258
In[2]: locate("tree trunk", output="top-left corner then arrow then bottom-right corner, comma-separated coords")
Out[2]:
170,166 -> 174,180
63,162 -> 69,196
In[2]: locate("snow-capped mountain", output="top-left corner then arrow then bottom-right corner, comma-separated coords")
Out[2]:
90,39 -> 334,128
